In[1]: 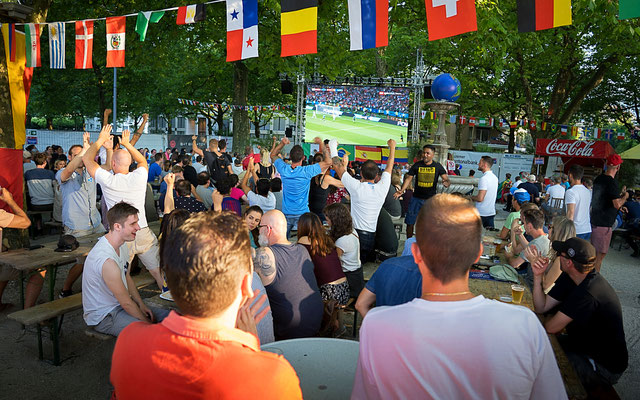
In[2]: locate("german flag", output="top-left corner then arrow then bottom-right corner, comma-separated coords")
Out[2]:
281,0 -> 317,57
517,0 -> 572,33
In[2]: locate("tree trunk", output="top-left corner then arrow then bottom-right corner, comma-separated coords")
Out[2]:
233,62 -> 250,152
215,105 -> 225,134
92,63 -> 107,118
375,49 -> 387,77
508,111 -> 516,153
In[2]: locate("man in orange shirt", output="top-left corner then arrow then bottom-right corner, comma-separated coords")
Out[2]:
110,212 -> 302,399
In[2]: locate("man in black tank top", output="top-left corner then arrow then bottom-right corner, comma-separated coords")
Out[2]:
252,210 -> 323,340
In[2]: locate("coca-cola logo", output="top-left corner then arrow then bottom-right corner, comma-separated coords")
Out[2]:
544,139 -> 595,157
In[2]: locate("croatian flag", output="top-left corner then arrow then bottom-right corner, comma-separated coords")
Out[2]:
348,0 -> 388,51
226,0 -> 258,61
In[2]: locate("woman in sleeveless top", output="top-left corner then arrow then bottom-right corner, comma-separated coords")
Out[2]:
297,213 -> 349,305
309,154 -> 344,221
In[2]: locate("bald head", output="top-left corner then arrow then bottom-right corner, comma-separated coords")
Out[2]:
261,209 -> 287,244
112,149 -> 132,173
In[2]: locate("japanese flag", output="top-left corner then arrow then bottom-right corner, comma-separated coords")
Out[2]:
425,0 -> 477,41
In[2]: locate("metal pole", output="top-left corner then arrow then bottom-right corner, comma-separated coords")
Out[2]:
112,68 -> 117,132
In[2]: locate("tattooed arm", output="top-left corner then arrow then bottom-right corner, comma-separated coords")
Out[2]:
252,247 -> 277,286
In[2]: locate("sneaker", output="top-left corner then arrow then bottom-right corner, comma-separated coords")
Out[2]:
59,290 -> 73,299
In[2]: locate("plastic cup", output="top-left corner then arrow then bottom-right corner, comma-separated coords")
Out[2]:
511,285 -> 525,304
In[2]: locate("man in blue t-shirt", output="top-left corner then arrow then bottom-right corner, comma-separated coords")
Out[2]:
270,137 -> 332,238
147,153 -> 163,183
355,255 -> 422,318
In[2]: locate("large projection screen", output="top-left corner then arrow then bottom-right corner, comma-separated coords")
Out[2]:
305,85 -> 410,146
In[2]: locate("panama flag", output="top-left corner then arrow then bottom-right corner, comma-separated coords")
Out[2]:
75,20 -> 93,69
226,0 -> 259,62
25,24 -> 41,67
348,0 -> 388,51
48,22 -> 65,69
106,17 -> 126,68
425,0 -> 477,41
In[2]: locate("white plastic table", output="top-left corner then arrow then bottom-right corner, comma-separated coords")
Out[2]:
261,338 -> 360,400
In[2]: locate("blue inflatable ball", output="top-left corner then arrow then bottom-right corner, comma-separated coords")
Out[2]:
431,73 -> 461,102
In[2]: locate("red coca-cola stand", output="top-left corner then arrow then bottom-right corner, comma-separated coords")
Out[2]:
535,138 -> 616,174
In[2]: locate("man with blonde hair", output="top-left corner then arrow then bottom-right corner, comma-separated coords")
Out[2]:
352,194 -> 565,399
84,125 -> 164,290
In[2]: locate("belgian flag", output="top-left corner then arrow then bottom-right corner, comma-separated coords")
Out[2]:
517,0 -> 572,33
281,0 -> 317,57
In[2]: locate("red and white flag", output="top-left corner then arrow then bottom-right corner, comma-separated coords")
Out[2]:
459,115 -> 466,124
469,117 -> 476,127
106,17 -> 126,68
25,23 -> 41,68
75,20 -> 93,69
425,0 -> 477,41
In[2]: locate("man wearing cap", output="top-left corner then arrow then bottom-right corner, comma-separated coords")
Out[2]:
23,150 -> 35,173
590,154 -> 629,272
565,165 -> 591,240
498,188 -> 530,240
471,156 -> 499,229
518,174 -> 541,205
531,238 -> 628,392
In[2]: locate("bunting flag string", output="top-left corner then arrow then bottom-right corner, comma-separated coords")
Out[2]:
177,98 -> 295,111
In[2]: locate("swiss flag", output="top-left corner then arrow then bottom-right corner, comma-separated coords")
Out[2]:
106,17 -> 126,68
425,0 -> 477,41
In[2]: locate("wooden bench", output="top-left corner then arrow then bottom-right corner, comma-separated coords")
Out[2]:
7,273 -> 156,365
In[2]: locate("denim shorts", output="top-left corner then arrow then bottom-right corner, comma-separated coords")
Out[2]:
405,197 -> 427,225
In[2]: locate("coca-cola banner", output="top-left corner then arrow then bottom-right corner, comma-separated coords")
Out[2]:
535,139 -> 615,159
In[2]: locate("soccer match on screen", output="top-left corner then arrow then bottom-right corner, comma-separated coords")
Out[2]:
304,85 -> 410,146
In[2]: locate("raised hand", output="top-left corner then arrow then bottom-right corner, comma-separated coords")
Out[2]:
531,256 -> 550,277
102,135 -> 114,150
248,157 -> 255,170
387,139 -> 396,148
314,137 -> 322,145
141,113 -> 149,121
164,172 -> 175,186
98,124 -> 112,143
524,245 -> 540,265
82,132 -> 91,149
191,135 -> 197,141
120,129 -> 131,146
281,137 -> 290,145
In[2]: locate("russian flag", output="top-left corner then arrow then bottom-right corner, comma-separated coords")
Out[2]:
226,0 -> 258,61
348,0 -> 388,51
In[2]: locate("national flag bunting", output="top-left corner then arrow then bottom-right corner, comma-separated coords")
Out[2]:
75,20 -> 93,69
106,17 -> 126,68
25,24 -> 41,68
355,146 -> 382,162
421,110 -> 427,119
469,117 -> 476,127
499,119 -> 508,128
509,121 -> 517,128
449,114 -> 457,123
541,122 -> 548,131
281,0 -> 318,56
529,120 -> 537,131
560,125 -> 568,135
619,0 -> 640,20
382,147 -> 408,164
226,0 -> 259,61
136,11 -> 165,42
8,23 -> 16,62
48,22 -> 66,69
604,129 -> 614,140
348,0 -> 389,51
517,0 -> 572,33
617,130 -> 625,140
459,115 -> 466,124
177,4 -> 206,25
425,0 -> 478,41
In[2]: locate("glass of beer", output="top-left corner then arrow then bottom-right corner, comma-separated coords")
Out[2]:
511,284 -> 525,304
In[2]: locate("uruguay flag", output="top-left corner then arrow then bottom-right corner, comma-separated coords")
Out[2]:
226,0 -> 258,62
348,0 -> 388,51
48,22 -> 66,69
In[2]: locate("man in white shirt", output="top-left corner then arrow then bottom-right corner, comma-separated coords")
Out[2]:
82,202 -> 168,336
352,194 -> 566,400
83,125 -> 164,290
544,176 -> 566,211
471,155 -> 498,228
564,165 -> 592,240
333,139 -> 395,264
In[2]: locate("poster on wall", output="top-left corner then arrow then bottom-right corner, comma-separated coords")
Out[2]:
500,153 -> 535,182
451,151 -> 500,177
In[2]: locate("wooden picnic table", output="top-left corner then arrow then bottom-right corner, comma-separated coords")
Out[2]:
472,230 -> 587,399
0,221 -> 161,306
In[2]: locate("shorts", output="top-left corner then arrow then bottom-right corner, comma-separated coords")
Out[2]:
0,265 -> 20,281
591,225 -> 613,254
576,232 -> 591,241
93,305 -> 169,337
64,224 -> 106,264
405,197 -> 427,225
126,227 -> 160,270
319,281 -> 350,305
